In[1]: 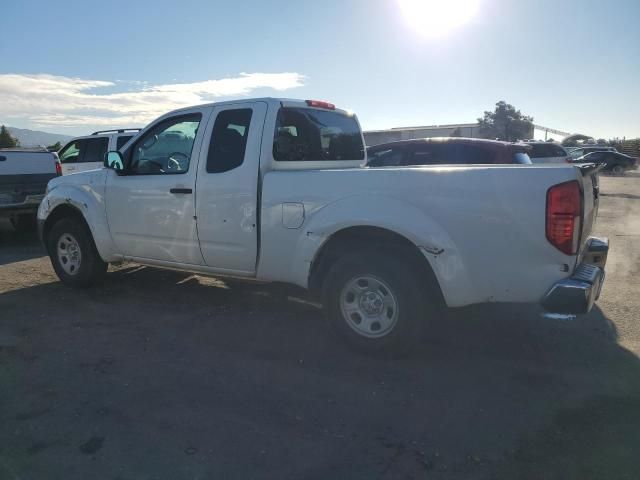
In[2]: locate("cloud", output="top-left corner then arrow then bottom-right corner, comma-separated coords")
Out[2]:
0,72 -> 305,129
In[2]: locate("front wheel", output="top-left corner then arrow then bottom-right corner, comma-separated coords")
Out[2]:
47,218 -> 107,287
322,252 -> 434,354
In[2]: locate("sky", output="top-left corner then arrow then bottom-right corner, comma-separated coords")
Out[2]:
1,0 -> 639,139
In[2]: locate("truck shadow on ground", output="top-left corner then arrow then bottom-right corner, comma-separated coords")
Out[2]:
1,265 -> 639,480
0,220 -> 45,266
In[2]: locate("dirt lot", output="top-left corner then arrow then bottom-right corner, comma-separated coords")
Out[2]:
1,175 -> 639,480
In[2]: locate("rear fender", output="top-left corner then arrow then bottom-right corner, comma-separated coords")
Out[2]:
291,195 -> 474,307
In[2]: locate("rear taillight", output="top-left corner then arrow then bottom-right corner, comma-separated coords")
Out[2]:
546,181 -> 582,255
564,157 -> 572,163
55,161 -> 62,176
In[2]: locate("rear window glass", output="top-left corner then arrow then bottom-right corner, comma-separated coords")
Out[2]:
411,144 -> 453,164
528,143 -> 565,158
527,144 -> 548,158
273,107 -> 364,161
456,144 -> 495,164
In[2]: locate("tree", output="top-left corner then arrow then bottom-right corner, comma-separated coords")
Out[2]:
477,101 -> 534,142
450,127 -> 463,137
0,125 -> 19,148
47,141 -> 62,151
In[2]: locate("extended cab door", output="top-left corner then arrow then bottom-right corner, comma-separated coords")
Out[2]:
195,101 -> 267,274
104,107 -> 211,265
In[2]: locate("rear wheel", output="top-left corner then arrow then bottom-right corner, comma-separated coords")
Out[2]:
611,164 -> 625,176
47,218 -> 107,287
323,251 -> 436,354
10,214 -> 36,232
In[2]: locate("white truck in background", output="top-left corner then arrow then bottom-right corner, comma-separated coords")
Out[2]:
0,148 -> 60,231
37,98 -> 608,353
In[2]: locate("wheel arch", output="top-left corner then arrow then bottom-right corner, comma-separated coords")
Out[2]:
42,204 -> 89,248
308,225 -> 445,308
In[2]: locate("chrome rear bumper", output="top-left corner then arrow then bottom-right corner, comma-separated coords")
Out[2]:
542,237 -> 609,314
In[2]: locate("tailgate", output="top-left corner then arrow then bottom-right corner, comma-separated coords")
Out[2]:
0,152 -> 58,206
576,163 -> 601,257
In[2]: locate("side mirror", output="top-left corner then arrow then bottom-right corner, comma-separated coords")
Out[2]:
104,151 -> 124,172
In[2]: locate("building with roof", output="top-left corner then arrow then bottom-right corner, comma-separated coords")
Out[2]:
364,123 -> 568,146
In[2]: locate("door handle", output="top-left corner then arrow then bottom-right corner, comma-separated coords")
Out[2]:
170,188 -> 192,194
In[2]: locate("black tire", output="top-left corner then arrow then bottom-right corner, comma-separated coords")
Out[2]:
10,214 -> 36,232
322,251 -> 436,355
611,164 -> 624,176
47,218 -> 107,288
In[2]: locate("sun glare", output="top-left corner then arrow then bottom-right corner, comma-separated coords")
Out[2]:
398,0 -> 480,37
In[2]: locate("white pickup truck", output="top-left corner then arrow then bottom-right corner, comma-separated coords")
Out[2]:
37,98 -> 608,352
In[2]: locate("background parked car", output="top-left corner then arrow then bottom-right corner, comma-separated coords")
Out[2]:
572,150 -> 638,175
58,128 -> 139,175
568,145 -> 617,160
522,141 -> 572,163
366,138 -> 532,167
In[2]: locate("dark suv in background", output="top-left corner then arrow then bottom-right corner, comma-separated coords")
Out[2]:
572,150 -> 638,175
366,138 -> 532,167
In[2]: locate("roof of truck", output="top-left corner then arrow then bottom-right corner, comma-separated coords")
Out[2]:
165,97 -> 352,116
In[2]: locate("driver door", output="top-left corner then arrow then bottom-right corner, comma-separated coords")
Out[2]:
105,107 -> 212,265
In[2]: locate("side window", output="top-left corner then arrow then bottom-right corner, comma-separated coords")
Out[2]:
552,145 -> 566,157
527,145 -> 542,158
273,107 -> 364,161
116,135 -> 133,150
456,145 -> 495,164
206,109 -> 253,173
83,137 -> 109,163
409,144 -> 454,164
58,140 -> 86,164
129,114 -> 201,175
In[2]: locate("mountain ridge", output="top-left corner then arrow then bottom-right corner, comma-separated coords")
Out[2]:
3,125 -> 73,147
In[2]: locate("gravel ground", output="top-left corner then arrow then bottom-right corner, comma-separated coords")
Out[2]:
0,174 -> 639,480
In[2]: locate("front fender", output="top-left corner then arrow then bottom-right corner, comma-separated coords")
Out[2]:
37,184 -> 119,262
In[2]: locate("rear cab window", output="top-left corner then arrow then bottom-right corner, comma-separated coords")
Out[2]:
273,107 -> 364,162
